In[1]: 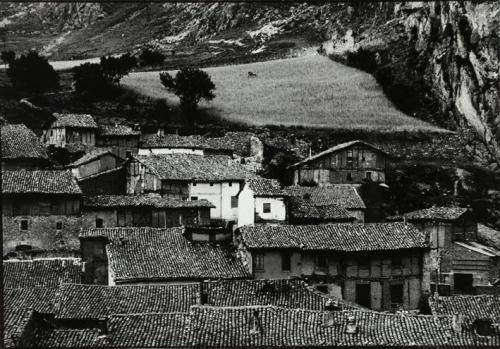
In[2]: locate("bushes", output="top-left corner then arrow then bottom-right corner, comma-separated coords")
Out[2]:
7,51 -> 59,93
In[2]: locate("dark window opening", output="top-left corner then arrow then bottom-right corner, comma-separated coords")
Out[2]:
346,173 -> 352,181
210,183 -> 214,187
355,283 -> 371,308
392,256 -> 402,268
20,220 -> 28,230
263,203 -> 271,213
56,222 -> 62,230
315,255 -> 328,270
281,252 -> 291,272
231,196 -> 238,208
365,172 -> 372,181
454,273 -> 474,294
96,218 -> 103,228
254,254 -> 265,272
359,260 -> 370,270
316,285 -> 328,294
229,182 -> 233,187
390,284 -> 404,306
191,196 -> 198,201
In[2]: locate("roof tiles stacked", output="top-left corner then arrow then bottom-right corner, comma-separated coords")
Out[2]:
98,124 -> 140,136
284,185 -> 366,209
3,258 -> 84,288
81,227 -> 250,282
52,113 -> 97,129
69,149 -> 122,167
140,133 -> 235,152
247,178 -> 286,196
429,295 -> 500,322
83,195 -> 214,209
1,170 -> 82,195
1,124 -> 48,160
4,287 -> 58,314
240,223 -> 429,251
4,308 -> 35,349
34,329 -> 108,348
136,154 -> 250,181
387,206 -> 470,222
288,196 -> 355,221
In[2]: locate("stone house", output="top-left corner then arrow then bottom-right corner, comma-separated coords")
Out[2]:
387,207 -> 500,294
96,124 -> 141,158
43,113 -> 97,148
83,194 -> 213,228
238,178 -> 287,227
288,140 -> 388,186
1,170 -> 85,255
1,124 -> 50,170
125,154 -> 249,223
80,227 -> 250,285
284,185 -> 366,222
237,223 -> 431,311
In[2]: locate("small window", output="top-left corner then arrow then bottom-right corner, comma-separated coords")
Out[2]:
346,173 -> 353,181
365,171 -> 372,180
229,182 -> 233,187
210,183 -> 214,187
392,256 -> 402,269
50,130 -> 54,136
390,284 -> 404,305
359,259 -> 370,270
96,218 -> 103,228
315,255 -> 328,269
191,196 -> 198,201
263,203 -> 271,213
281,252 -> 291,272
193,183 -> 197,186
254,253 -> 265,272
56,222 -> 62,230
231,196 -> 238,208
20,220 -> 28,230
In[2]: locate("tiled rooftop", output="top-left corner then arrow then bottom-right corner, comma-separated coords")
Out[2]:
1,170 -> 82,195
52,113 -> 97,129
240,223 -> 429,251
3,258 -> 84,288
284,185 -> 366,209
4,307 -> 34,349
69,149 -> 122,167
34,329 -> 108,348
247,178 -> 286,196
98,124 -> 140,136
81,227 -> 251,282
288,196 -> 356,221
387,206 -> 470,222
4,287 -> 58,314
83,194 -> 214,209
429,295 -> 500,322
1,124 -> 48,160
140,133 -> 235,152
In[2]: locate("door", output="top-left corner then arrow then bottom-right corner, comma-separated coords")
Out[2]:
454,273 -> 474,294
355,283 -> 371,308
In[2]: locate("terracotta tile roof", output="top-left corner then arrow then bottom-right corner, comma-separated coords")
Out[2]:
240,223 -> 429,251
247,178 -> 286,196
1,124 -> 48,160
69,149 -> 123,167
54,283 -> 200,319
3,258 -> 84,288
4,307 -> 34,349
140,133 -> 235,152
80,227 -> 251,282
98,124 -> 140,137
83,194 -> 214,209
52,113 -> 98,129
1,170 -> 82,195
429,295 -> 500,322
189,306 -> 500,347
289,140 -> 387,168
284,185 -> 366,209
135,154 -> 250,182
34,329 -> 108,348
288,196 -> 356,222
204,279 -> 357,310
387,206 -> 470,222
4,287 -> 58,314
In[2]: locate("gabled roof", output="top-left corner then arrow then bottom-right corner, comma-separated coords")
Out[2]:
51,113 -> 97,129
98,124 -> 140,137
284,185 -> 366,209
80,227 -> 250,282
83,195 -> 214,209
454,241 -> 500,257
1,170 -> 82,195
429,295 -> 500,322
3,258 -> 84,288
4,287 -> 58,314
387,206 -> 470,222
246,177 -> 286,196
140,133 -> 235,152
289,140 -> 387,168
240,223 -> 429,251
134,154 -> 249,182
68,149 -> 124,167
54,283 -> 200,319
34,329 -> 108,348
1,124 -> 48,160
288,197 -> 356,221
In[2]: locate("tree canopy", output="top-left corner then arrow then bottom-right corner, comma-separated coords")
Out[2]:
7,51 -> 59,93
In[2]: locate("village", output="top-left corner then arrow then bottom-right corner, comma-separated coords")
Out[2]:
2,112 -> 500,348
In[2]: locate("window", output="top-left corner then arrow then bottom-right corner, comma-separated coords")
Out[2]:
191,196 -> 198,201
347,150 -> 353,168
346,173 -> 352,181
356,283 -> 371,308
56,222 -> 63,230
231,196 -> 238,208
315,255 -> 328,270
365,172 -> 372,181
281,252 -> 291,272
96,218 -> 103,228
263,203 -> 271,213
390,284 -> 404,306
192,183 -> 197,186
229,182 -> 233,187
20,220 -> 28,230
254,254 -> 265,272
359,259 -> 370,270
392,256 -> 402,269
210,183 -> 214,187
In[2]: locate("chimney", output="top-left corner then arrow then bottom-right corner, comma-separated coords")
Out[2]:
452,314 -> 464,333
345,315 -> 358,334
157,128 -> 165,137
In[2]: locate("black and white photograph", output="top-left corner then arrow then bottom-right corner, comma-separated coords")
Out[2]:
1,1 -> 499,348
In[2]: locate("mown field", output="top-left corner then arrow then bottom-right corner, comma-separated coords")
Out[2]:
122,54 -> 447,132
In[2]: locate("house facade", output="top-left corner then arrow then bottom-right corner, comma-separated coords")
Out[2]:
96,124 -> 141,159
69,150 -> 124,180
289,140 -> 387,186
125,154 -> 249,222
1,170 -> 85,255
1,124 -> 50,170
44,113 -> 97,148
237,223 -> 431,311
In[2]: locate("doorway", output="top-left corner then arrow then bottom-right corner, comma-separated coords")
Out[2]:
454,273 -> 474,294
355,283 -> 371,308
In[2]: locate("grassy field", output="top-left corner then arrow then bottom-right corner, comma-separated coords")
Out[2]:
122,54 -> 447,132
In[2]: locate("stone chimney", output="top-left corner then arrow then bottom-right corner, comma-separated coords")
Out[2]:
345,315 -> 358,334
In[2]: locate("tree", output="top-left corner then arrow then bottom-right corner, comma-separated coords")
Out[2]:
139,48 -> 165,67
73,63 -> 111,96
100,53 -> 137,84
159,67 -> 215,119
7,51 -> 59,93
1,50 -> 15,64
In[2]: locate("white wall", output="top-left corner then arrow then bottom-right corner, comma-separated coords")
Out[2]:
255,197 -> 287,222
238,184 -> 255,227
189,181 -> 241,221
138,148 -> 204,156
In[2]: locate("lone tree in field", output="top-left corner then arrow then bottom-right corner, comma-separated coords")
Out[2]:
159,67 -> 215,120
7,51 -> 59,93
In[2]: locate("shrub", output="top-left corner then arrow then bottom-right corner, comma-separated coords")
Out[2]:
7,51 -> 59,93
139,48 -> 165,67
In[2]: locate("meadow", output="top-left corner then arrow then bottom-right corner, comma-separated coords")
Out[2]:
122,54 -> 447,132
